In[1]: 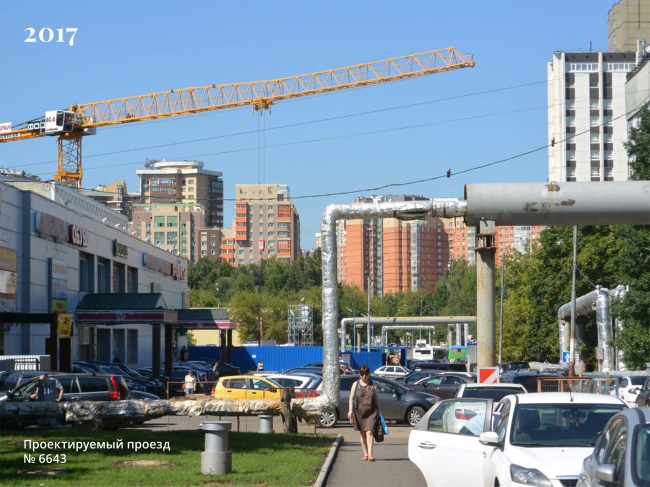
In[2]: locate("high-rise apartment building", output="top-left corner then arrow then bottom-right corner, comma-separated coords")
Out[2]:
332,196 -> 543,295
136,159 -> 224,228
608,0 -> 650,52
84,181 -> 137,219
131,203 -> 205,262
232,184 -> 301,266
548,51 -> 636,183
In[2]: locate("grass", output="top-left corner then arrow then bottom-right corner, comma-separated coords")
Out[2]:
0,427 -> 335,486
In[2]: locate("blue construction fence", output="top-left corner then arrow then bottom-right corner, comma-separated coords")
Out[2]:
189,345 -> 383,374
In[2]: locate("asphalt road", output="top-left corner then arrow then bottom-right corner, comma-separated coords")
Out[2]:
136,415 -> 427,486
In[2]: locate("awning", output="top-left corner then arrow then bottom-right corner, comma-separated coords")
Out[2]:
76,293 -> 176,325
176,308 -> 236,330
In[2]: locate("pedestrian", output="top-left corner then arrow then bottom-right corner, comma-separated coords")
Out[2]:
210,361 -> 220,381
112,350 -> 121,363
30,374 -> 64,402
347,364 -> 381,461
184,370 -> 196,395
180,345 -> 189,361
257,359 -> 264,372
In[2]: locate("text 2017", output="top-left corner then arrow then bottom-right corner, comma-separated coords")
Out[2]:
25,28 -> 78,46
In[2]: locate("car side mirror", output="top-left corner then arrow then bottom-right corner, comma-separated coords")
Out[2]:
594,464 -> 615,484
479,432 -> 500,446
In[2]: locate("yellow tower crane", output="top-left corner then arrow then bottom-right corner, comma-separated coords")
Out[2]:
0,47 -> 474,189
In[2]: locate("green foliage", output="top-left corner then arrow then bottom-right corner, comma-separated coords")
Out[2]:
624,105 -> 650,180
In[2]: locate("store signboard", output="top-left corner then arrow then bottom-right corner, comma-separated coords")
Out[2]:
50,258 -> 68,313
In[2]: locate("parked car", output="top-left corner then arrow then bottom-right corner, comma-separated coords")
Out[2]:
616,376 -> 648,406
73,361 -> 147,392
374,365 -> 410,379
406,372 -> 475,399
261,373 -> 322,398
0,370 -> 52,393
635,377 -> 650,408
453,382 -> 528,403
1,373 -> 130,404
212,375 -> 284,400
317,375 -> 439,428
499,361 -> 531,373
577,407 -> 650,487
284,367 -> 323,376
74,361 -> 164,396
399,370 -> 438,386
408,392 -> 628,487
412,362 -> 468,373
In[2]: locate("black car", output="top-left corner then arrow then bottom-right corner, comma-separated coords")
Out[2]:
2,373 -> 130,402
412,362 -> 468,373
74,361 -> 156,394
636,377 -> 650,407
318,375 -> 439,428
89,361 -> 165,396
399,370 -> 437,385
0,370 -> 51,393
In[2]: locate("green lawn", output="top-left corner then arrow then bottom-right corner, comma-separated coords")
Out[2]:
0,428 -> 335,486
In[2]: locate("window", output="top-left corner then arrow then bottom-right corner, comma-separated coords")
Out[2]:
566,116 -> 575,127
167,232 -> 178,245
154,232 -> 165,246
97,258 -> 110,293
424,399 -> 489,435
604,133 -> 613,144
127,267 -> 138,293
80,377 -> 109,393
267,205 -> 274,210
590,100 -> 599,110
567,100 -> 576,110
604,116 -> 613,127
591,162 -> 600,180
590,133 -> 599,143
566,150 -> 576,161
567,165 -> 576,182
602,420 -> 628,482
605,150 -> 613,160
79,252 -> 93,293
591,116 -> 600,127
604,99 -> 613,110
154,216 -> 165,228
591,150 -> 600,160
167,216 -> 178,227
495,401 -> 511,443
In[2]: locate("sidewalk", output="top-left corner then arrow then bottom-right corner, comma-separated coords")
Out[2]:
324,423 -> 427,487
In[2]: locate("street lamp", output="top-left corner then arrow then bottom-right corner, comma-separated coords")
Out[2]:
215,283 -> 220,308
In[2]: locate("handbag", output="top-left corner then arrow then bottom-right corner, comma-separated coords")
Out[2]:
373,416 -> 385,443
380,414 -> 390,435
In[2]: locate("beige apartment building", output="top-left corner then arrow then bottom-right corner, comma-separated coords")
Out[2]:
83,181 -> 138,219
136,159 -> 224,228
232,184 -> 301,265
131,203 -> 206,262
608,0 -> 650,51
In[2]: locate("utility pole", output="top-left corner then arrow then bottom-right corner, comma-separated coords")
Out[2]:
569,225 -> 577,377
367,275 -> 371,352
498,253 -> 505,365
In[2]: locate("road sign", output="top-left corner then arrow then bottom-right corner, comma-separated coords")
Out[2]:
562,351 -> 570,363
478,367 -> 500,384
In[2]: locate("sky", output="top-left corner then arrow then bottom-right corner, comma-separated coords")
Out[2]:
0,0 -> 617,248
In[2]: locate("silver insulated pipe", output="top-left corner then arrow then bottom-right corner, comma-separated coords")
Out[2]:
464,323 -> 470,345
321,199 -> 467,405
455,324 -> 462,345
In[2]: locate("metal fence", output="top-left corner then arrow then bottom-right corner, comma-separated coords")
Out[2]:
0,355 -> 50,371
538,377 -> 619,395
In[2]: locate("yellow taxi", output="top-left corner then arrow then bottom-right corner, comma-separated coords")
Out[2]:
212,375 -> 284,400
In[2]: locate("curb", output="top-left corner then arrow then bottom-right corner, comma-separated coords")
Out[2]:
314,434 -> 343,487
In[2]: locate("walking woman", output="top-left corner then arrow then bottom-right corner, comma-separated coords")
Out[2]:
347,364 -> 381,461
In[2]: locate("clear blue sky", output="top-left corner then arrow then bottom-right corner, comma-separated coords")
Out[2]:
0,0 -> 615,248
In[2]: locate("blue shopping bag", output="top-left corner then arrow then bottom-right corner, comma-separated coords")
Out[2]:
380,414 -> 390,435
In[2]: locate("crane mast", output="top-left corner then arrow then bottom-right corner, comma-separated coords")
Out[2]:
0,47 -> 474,189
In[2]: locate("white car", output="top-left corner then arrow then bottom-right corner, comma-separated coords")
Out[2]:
615,376 -> 647,406
408,392 -> 628,487
374,365 -> 410,378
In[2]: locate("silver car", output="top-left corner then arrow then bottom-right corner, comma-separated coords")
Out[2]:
578,407 -> 650,486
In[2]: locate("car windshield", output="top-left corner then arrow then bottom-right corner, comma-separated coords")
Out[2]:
511,404 -> 626,447
462,388 -> 523,401
635,425 -> 650,483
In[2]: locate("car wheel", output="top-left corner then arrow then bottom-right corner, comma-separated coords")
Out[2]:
406,406 -> 425,426
318,410 -> 339,428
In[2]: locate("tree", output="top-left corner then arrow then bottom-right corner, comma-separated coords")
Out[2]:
615,105 -> 650,368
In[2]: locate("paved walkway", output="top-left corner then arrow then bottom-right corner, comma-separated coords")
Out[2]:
136,415 -> 427,486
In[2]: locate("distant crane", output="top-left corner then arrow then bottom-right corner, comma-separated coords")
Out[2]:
0,47 -> 475,189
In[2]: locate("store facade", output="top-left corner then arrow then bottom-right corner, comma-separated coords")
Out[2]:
0,180 -> 188,369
